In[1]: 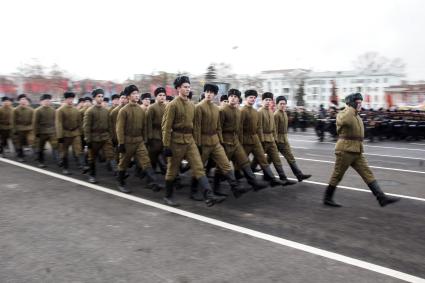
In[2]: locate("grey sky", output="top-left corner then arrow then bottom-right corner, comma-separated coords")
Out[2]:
1,0 -> 424,81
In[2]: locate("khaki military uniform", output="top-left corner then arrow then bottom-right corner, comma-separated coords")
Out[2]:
194,100 -> 231,174
56,104 -> 82,159
116,102 -> 151,171
162,96 -> 205,181
328,107 -> 375,186
83,105 -> 114,164
219,104 -> 250,168
13,105 -> 34,151
110,104 -> 123,161
33,105 -> 58,152
274,109 -> 296,164
0,105 -> 13,153
258,106 -> 282,166
146,101 -> 166,169
239,104 -> 268,168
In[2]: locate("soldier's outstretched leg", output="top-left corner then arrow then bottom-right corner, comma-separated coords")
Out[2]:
62,157 -> 71,175
88,162 -> 97,184
198,175 -> 226,207
289,162 -> 312,182
368,180 -> 400,207
37,150 -> 46,168
241,165 -> 268,191
323,185 -> 341,207
212,172 -> 229,197
144,167 -> 164,192
164,180 -> 179,207
190,177 -> 203,201
262,165 -> 288,187
117,170 -> 130,193
275,166 -> 297,186
222,171 -> 251,198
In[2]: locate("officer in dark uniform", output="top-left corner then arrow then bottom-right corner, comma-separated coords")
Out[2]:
324,93 -> 400,207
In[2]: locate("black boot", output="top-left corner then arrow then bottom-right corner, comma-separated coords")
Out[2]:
145,167 -> 164,192
213,172 -> 229,197
234,169 -> 244,180
62,157 -> 72,175
275,166 -> 297,186
38,151 -> 46,168
368,180 -> 400,207
323,185 -> 342,207
88,163 -> 97,184
79,154 -> 89,173
241,165 -> 268,191
190,178 -> 203,201
250,158 -> 262,173
164,180 -> 179,207
17,148 -> 25,162
223,171 -> 250,198
117,170 -> 131,193
289,162 -> 311,182
198,175 -> 226,207
262,166 -> 287,187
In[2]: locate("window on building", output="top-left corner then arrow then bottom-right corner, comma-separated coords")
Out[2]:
313,87 -> 318,94
321,88 -> 326,93
357,87 -> 362,92
283,88 -> 289,93
383,78 -> 388,83
375,79 -> 380,83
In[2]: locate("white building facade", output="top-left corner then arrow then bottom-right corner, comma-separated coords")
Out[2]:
260,69 -> 405,109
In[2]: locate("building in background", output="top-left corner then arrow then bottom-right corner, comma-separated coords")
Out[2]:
384,82 -> 425,109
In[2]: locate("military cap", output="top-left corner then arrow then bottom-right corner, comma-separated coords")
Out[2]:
244,89 -> 258,98
141,93 -> 151,100
220,95 -> 228,102
173,76 -> 190,89
1,96 -> 12,102
119,91 -> 127,97
17,94 -> 28,101
154,87 -> 166,96
166,95 -> 174,102
124,85 -> 139,96
276,96 -> 287,104
228,89 -> 241,100
345,93 -> 363,108
78,97 -> 85,103
103,97 -> 110,102
111,94 -> 120,100
40,94 -> 52,101
262,92 -> 273,100
84,97 -> 92,102
64,91 -> 76,99
91,88 -> 104,98
204,83 -> 219,94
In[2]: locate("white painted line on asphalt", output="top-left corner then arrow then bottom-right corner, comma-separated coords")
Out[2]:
291,146 -> 310,149
364,153 -> 425,161
289,138 -> 425,152
1,157 -> 424,283
292,157 -> 425,174
409,143 -> 425,146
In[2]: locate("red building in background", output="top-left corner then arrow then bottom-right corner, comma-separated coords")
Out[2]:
384,83 -> 425,108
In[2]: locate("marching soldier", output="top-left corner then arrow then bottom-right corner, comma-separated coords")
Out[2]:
146,87 -> 167,173
110,91 -> 129,163
83,89 -> 116,183
257,92 -> 296,185
161,76 -> 226,207
56,91 -> 82,175
0,97 -> 14,158
13,94 -> 34,162
324,93 -> 400,207
240,90 -> 286,187
274,95 -> 311,182
33,94 -> 59,168
165,95 -> 174,105
109,94 -> 120,113
194,84 -> 249,199
102,97 -> 110,109
140,92 -> 151,111
219,94 -> 228,108
116,85 -> 163,193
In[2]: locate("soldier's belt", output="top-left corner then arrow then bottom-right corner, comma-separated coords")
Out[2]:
152,124 -> 161,129
262,131 -> 273,134
173,128 -> 193,134
222,130 -> 236,134
91,129 -> 109,133
201,131 -> 217,136
277,131 -> 287,134
338,135 -> 364,141
64,126 -> 79,131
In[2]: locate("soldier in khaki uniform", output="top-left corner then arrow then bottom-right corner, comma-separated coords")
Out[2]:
140,93 -> 151,112
109,94 -> 120,113
219,94 -> 229,108
13,94 -> 34,162
194,84 -> 248,199
56,91 -> 82,175
274,95 -> 311,182
256,92 -> 296,186
240,90 -> 286,187
33,94 -> 59,168
78,97 -> 92,168
83,89 -> 116,183
110,91 -> 128,163
324,93 -> 400,207
0,97 -> 14,158
116,85 -> 163,193
146,87 -> 167,173
161,76 -> 226,207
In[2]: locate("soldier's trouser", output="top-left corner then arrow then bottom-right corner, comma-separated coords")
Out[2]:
222,143 -> 250,169
60,136 -> 82,159
148,139 -> 163,168
165,141 -> 205,181
262,141 -> 282,167
277,142 -> 296,164
13,130 -> 33,151
328,151 -> 375,187
243,143 -> 269,168
88,140 -> 114,164
35,133 -> 58,152
0,129 -> 11,152
118,142 -> 152,171
201,143 -> 232,175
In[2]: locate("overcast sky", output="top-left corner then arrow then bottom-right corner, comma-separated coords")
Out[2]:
1,0 -> 424,82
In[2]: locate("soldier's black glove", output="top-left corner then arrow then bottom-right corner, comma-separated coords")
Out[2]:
163,147 -> 172,157
118,144 -> 126,153
58,138 -> 64,144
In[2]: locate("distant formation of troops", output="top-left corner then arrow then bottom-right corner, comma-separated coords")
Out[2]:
0,76 -> 400,208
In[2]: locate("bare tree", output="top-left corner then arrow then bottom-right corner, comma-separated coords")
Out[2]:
353,52 -> 405,74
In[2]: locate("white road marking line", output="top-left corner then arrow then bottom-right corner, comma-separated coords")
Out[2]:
289,138 -> 425,152
1,157 -> 424,283
409,143 -> 425,146
364,153 -> 425,161
292,157 -> 425,174
291,146 -> 310,149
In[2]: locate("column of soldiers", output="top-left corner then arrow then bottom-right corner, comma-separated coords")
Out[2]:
1,76 -> 401,209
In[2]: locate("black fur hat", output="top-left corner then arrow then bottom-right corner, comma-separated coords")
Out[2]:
84,97 -> 92,102
276,96 -> 287,105
17,94 -> 28,101
111,94 -> 120,100
220,95 -> 228,102
64,91 -> 76,99
228,89 -> 241,100
244,89 -> 258,98
262,92 -> 273,100
124,85 -> 139,96
78,97 -> 85,103
345,93 -> 363,108
203,83 -> 219,94
154,87 -> 166,96
166,95 -> 174,102
91,88 -> 104,98
1,96 -> 12,102
119,91 -> 127,97
173,76 -> 190,89
40,94 -> 52,101
141,93 -> 151,100
103,97 -> 110,102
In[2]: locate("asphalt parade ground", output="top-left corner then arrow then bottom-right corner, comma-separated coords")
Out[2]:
1,129 -> 424,283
